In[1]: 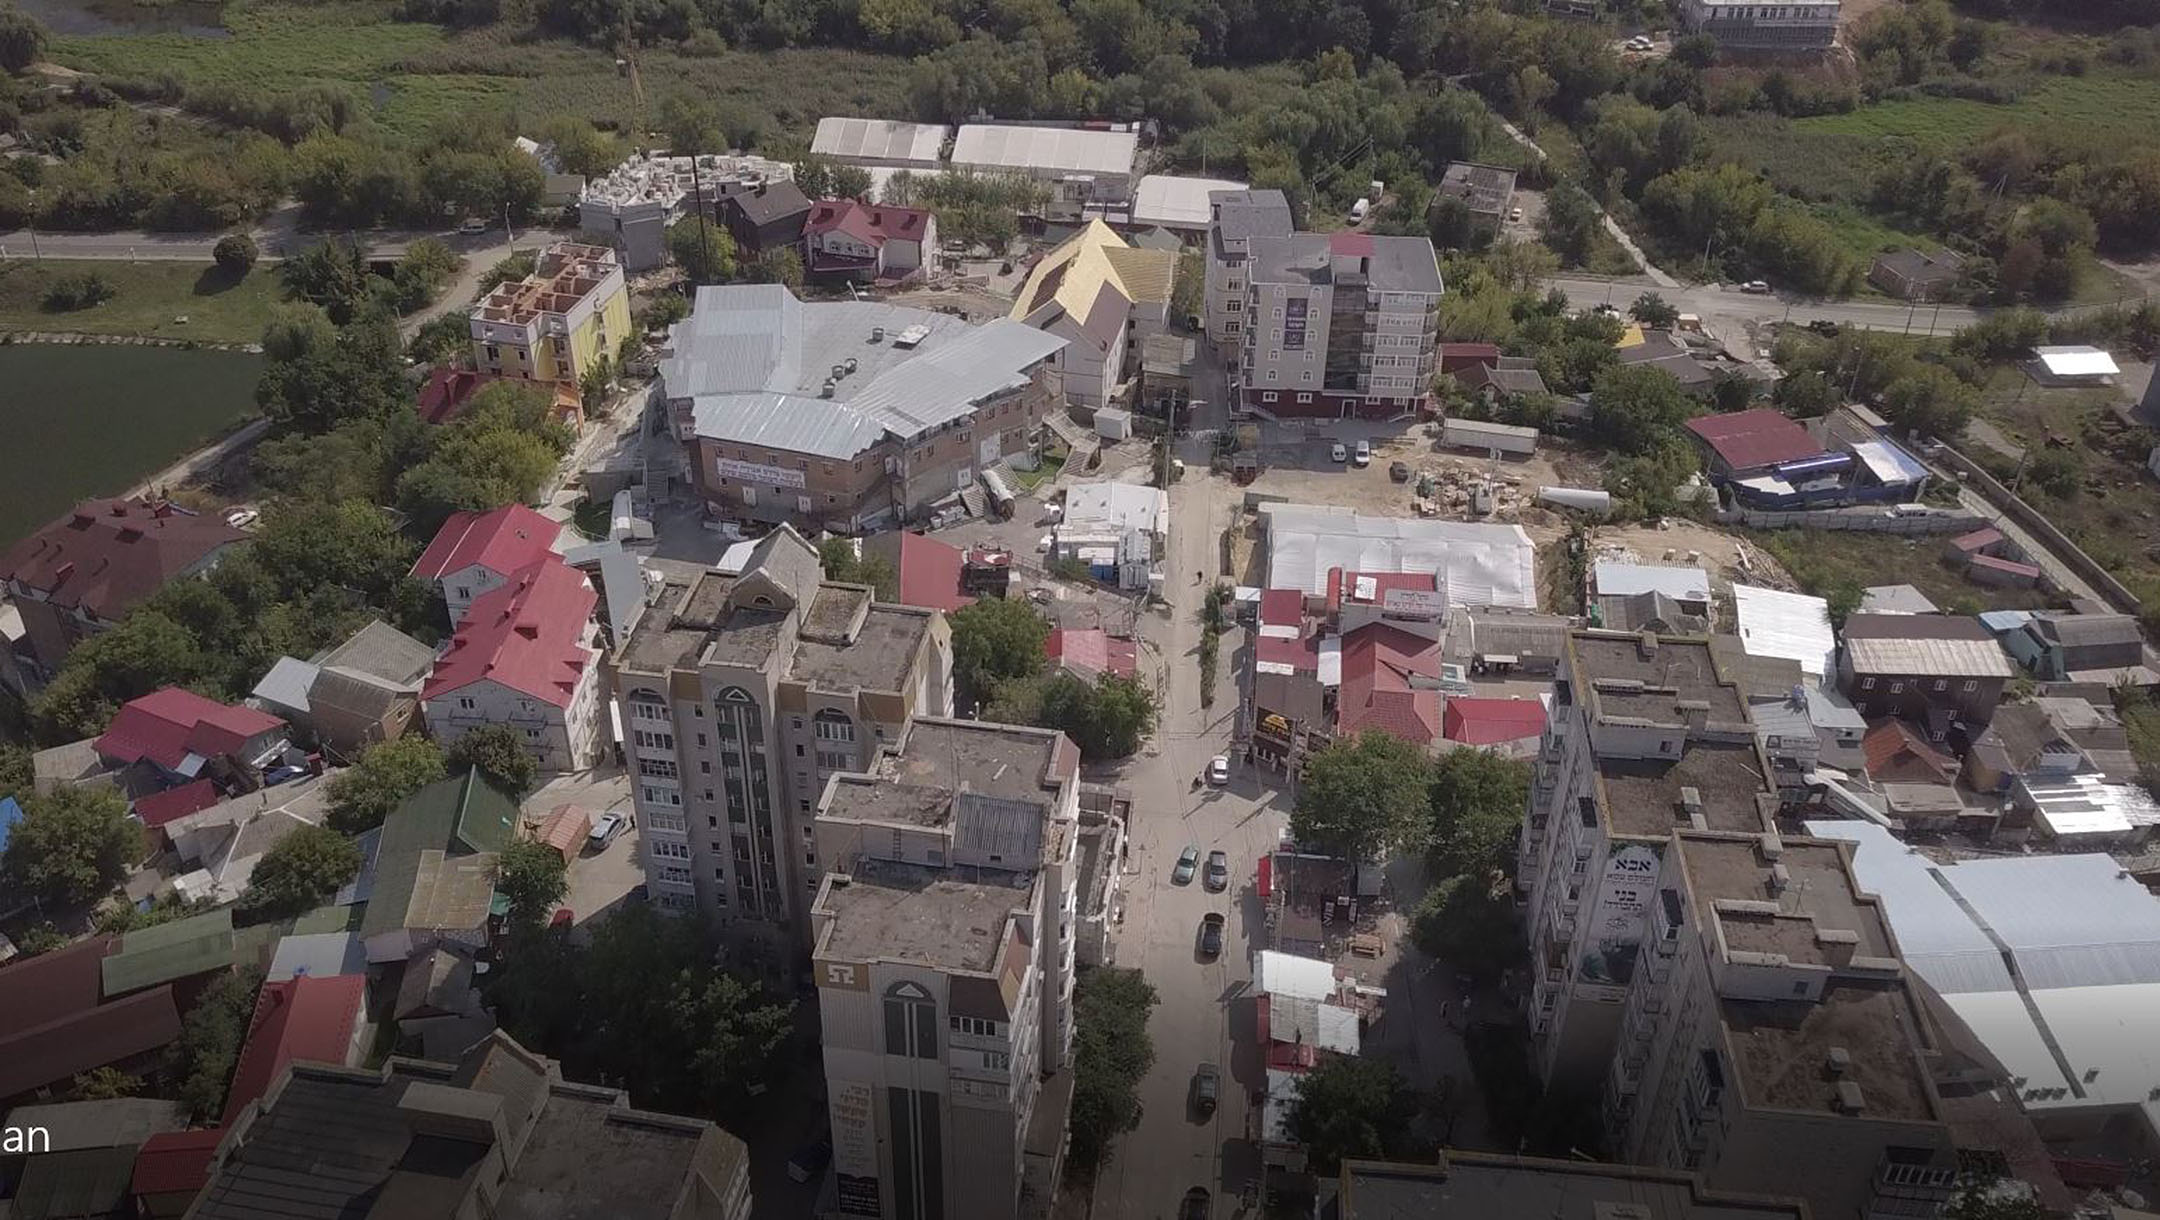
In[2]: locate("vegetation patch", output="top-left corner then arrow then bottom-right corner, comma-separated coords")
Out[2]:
0,260 -> 281,344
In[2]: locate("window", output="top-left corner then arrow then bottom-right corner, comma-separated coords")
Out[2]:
637,758 -> 679,780
700,760 -> 712,774
950,1016 -> 999,1037
1963,680 -> 1978,692
453,586 -> 471,601
1934,679 -> 1948,691
1890,682 -> 1905,694
1862,677 -> 1877,690
1262,391 -> 1278,403
982,1051 -> 1011,1071
1296,392 -> 1312,403
883,982 -> 939,1059
1793,980 -> 1810,995
816,749 -> 852,772
631,695 -> 670,723
651,839 -> 690,860
813,710 -> 856,743
457,696 -> 476,711
639,784 -> 682,807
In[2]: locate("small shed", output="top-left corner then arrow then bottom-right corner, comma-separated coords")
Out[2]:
1095,408 -> 1134,441
1140,333 -> 1197,419
1440,417 -> 1538,457
532,804 -> 592,865
2026,346 -> 2120,386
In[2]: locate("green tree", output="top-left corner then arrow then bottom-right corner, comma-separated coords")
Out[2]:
1629,291 -> 1678,329
1170,249 -> 1204,324
950,596 -> 1049,708
1825,581 -> 1864,629
1291,731 -> 1434,862
0,3 -> 48,73
448,724 -> 539,798
0,786 -> 137,906
386,237 -> 460,314
69,1067 -> 143,1100
1589,363 -> 1700,455
1286,1055 -> 1423,1175
1772,369 -> 1837,418
1427,748 -> 1530,882
1942,1180 -> 2046,1220
1880,365 -> 1977,441
170,966 -> 262,1121
579,354 -> 615,414
751,247 -> 803,288
1023,671 -> 1156,761
1410,873 -> 1522,982
538,116 -> 620,178
1067,967 -> 1158,1170
667,219 -> 737,284
243,823 -> 362,917
497,838 -> 569,925
408,313 -> 473,365
213,233 -> 259,278
1538,181 -> 1602,266
326,736 -> 447,833
279,238 -> 376,325
815,537 -> 897,601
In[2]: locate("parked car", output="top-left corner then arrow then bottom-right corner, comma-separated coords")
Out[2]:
457,218 -> 489,235
1207,755 -> 1230,785
549,906 -> 574,929
1199,913 -> 1225,958
787,1136 -> 833,1183
1173,845 -> 1200,885
588,812 -> 629,849
1348,198 -> 1371,222
1204,850 -> 1229,892
1740,279 -> 1772,294
1192,1064 -> 1221,1117
1508,206 -> 1524,223
1352,439 -> 1371,467
1181,1187 -> 1212,1220
1330,442 -> 1348,463
261,764 -> 309,788
1389,460 -> 1411,482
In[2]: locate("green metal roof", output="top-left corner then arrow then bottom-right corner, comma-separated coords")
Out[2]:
359,769 -> 518,940
289,902 -> 367,936
100,908 -> 236,998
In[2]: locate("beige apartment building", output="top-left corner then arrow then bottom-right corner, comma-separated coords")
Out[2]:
810,719 -> 1082,1220
604,527 -> 953,964
1235,231 -> 1443,421
659,285 -> 1065,533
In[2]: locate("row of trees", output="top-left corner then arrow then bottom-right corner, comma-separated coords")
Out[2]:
949,597 -> 1157,760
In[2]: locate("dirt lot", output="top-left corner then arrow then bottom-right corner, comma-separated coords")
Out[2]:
1238,421 -> 1605,538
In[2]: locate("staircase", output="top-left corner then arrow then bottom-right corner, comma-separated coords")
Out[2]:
958,482 -> 987,519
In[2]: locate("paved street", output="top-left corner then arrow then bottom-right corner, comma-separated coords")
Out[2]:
1543,275 -> 1994,335
0,204 -> 565,265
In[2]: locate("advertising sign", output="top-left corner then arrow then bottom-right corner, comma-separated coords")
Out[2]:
1284,298 -> 1308,350
715,457 -> 807,490
1577,842 -> 1662,988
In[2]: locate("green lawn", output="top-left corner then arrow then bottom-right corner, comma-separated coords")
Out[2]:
52,1 -> 917,140
0,260 -> 282,345
1794,74 -> 2160,152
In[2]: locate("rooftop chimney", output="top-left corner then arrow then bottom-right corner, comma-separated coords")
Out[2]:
1826,1047 -> 1852,1077
1767,862 -> 1791,895
1834,1080 -> 1867,1114
1638,631 -> 1659,660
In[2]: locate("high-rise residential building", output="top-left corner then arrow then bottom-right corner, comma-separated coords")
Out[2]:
603,527 -> 953,962
809,718 -> 1082,1220
1203,188 -> 1293,353
1520,630 -> 1972,1220
470,240 -> 631,389
1236,232 -> 1443,421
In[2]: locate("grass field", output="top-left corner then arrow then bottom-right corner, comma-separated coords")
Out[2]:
51,1 -> 917,139
1794,74 -> 2160,152
0,260 -> 282,344
0,344 -> 261,545
1743,528 -> 2062,614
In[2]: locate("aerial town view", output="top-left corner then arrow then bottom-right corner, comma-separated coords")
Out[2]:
6,0 -> 2160,1216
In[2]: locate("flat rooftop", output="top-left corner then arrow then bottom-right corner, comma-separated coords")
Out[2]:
1679,834 -> 1895,959
1574,633 -> 1749,726
500,1089 -> 734,1220
816,857 -> 1031,973
1597,741 -> 1772,838
790,604 -> 927,693
1336,1153 -> 1807,1220
1722,981 -> 1937,1123
891,720 -> 1064,805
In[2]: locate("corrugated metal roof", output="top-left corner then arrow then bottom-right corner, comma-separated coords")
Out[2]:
1262,504 -> 1534,608
1732,584 -> 1834,676
849,320 -> 1066,439
1131,174 -> 1247,228
1849,439 -> 1930,485
250,656 -> 319,715
1255,950 -> 1336,1000
1844,633 -> 2016,678
951,124 -> 1137,178
1592,560 -> 1711,601
810,117 -> 948,165
691,391 -> 888,459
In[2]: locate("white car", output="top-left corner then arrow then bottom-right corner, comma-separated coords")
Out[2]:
588,812 -> 629,849
1330,442 -> 1348,463
1352,440 -> 1371,467
457,218 -> 489,235
1627,35 -> 1653,50
1740,280 -> 1772,294
1508,206 -> 1524,223
1207,755 -> 1230,785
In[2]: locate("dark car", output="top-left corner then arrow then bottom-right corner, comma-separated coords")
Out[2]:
787,1135 -> 832,1183
1172,845 -> 1200,885
1199,912 -> 1225,958
1389,460 -> 1410,482
1204,850 -> 1229,892
1181,1186 -> 1212,1220
1192,1063 -> 1221,1117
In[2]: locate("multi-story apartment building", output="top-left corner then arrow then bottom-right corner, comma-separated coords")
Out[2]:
1518,631 -> 1772,1089
809,718 -> 1081,1220
659,285 -> 1065,534
1678,0 -> 1841,50
1202,188 -> 1293,354
470,240 -> 631,388
1600,829 -> 1959,1220
420,554 -> 606,774
1836,613 -> 2015,730
1237,232 -> 1443,421
604,527 -> 953,964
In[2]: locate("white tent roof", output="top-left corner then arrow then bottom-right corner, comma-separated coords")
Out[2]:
1592,560 -> 1711,601
1064,481 -> 1168,538
951,124 -> 1138,178
2034,345 -> 2120,378
1255,949 -> 1337,1000
1732,584 -> 1835,676
810,117 -> 948,166
1261,504 -> 1536,608
1132,174 -> 1248,229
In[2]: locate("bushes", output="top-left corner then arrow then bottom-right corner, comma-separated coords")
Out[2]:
213,233 -> 258,278
41,272 -> 114,312
1067,967 -> 1158,1174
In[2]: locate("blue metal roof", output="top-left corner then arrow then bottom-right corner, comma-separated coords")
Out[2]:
0,796 -> 20,855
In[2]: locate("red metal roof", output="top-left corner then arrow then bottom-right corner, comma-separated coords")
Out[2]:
422,556 -> 596,708
1862,718 -> 1960,785
132,1128 -> 223,1198
1947,527 -> 2005,553
894,532 -> 972,613
1255,633 -> 1320,673
1684,408 -> 1826,472
803,199 -> 931,246
221,973 -> 367,1125
94,687 -> 285,772
1258,588 -> 1304,630
1327,231 -> 1375,257
1336,624 -> 1441,744
1046,629 -> 1137,679
134,778 -> 223,829
1969,554 -> 2041,579
415,367 -> 504,425
0,499 -> 246,623
1442,697 -> 1548,746
410,504 -> 561,582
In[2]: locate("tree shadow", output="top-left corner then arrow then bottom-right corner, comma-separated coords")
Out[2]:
192,266 -> 249,298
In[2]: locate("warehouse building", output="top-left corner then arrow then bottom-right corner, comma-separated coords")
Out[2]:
950,123 -> 1141,209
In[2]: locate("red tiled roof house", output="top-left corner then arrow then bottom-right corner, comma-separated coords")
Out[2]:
0,499 -> 247,683
421,555 -> 603,774
410,504 -> 562,627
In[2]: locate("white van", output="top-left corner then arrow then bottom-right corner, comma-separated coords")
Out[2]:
1349,198 -> 1371,223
